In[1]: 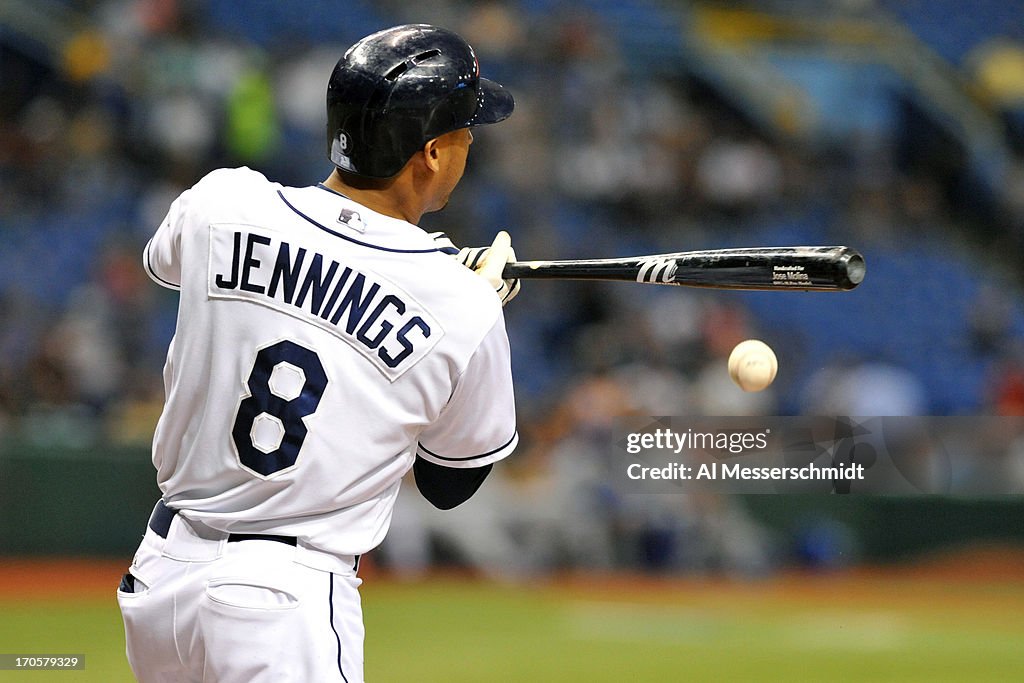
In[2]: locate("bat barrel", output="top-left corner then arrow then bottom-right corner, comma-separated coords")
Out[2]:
672,246 -> 865,291
503,246 -> 865,292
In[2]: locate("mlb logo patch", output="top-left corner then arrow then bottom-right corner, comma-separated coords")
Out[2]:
338,208 -> 365,233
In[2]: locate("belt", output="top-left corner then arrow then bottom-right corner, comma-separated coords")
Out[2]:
148,500 -> 297,546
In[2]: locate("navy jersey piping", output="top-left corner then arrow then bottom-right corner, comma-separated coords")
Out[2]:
277,190 -> 445,254
316,183 -> 349,199
418,430 -> 518,462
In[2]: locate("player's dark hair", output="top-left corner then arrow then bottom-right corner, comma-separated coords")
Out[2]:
336,168 -> 394,192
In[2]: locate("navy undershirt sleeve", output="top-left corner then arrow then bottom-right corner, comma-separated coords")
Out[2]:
413,457 -> 493,510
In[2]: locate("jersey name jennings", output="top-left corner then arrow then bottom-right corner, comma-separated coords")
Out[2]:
208,224 -> 441,380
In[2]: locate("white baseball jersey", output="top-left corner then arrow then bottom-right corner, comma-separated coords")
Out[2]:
143,166 -> 517,559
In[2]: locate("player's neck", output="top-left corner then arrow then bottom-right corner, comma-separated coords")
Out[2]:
322,169 -> 427,225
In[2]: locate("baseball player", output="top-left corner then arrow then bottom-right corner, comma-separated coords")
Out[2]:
118,25 -> 518,682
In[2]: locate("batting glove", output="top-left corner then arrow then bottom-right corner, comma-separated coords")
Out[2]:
457,231 -> 521,306
431,231 -> 521,306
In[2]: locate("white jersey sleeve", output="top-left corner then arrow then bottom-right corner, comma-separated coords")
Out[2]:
143,191 -> 188,290
416,314 -> 518,468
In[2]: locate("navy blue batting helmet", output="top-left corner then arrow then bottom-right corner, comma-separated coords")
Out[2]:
326,24 -> 514,178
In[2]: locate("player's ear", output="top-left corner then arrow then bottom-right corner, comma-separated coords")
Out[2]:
422,138 -> 442,173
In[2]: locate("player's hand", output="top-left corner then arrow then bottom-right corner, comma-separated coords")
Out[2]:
457,231 -> 521,306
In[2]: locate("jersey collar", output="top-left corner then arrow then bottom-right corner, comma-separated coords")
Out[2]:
277,186 -> 445,255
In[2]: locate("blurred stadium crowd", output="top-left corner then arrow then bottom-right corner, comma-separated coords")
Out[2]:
4,0 -> 1024,574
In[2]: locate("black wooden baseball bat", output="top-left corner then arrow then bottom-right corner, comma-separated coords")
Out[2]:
502,246 -> 865,292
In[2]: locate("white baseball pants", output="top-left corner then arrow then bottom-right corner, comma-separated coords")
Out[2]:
117,508 -> 363,682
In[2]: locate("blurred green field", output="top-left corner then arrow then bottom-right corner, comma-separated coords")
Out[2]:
1,560 -> 1022,682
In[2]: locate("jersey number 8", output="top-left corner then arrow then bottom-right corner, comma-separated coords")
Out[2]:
231,340 -> 328,477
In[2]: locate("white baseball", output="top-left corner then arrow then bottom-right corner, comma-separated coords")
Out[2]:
728,339 -> 778,392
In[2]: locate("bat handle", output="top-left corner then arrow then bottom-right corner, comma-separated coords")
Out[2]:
503,261 -> 544,279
